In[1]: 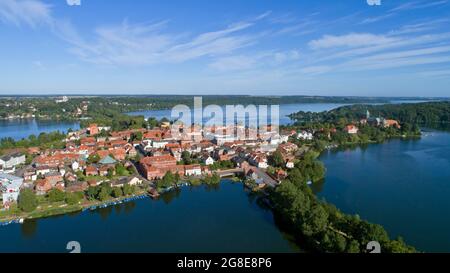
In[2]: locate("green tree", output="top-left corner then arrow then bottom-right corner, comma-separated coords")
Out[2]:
87,154 -> 101,164
65,192 -> 82,205
18,189 -> 38,212
181,151 -> 192,165
270,150 -> 285,168
107,168 -> 115,179
157,171 -> 176,188
86,186 -> 99,200
98,187 -> 111,201
112,187 -> 123,198
47,189 -> 66,203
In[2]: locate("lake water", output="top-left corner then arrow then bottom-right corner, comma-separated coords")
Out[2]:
317,130 -> 450,252
0,181 -> 299,253
0,119 -> 80,141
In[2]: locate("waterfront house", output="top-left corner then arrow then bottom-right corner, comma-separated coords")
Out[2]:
383,119 -> 401,129
185,164 -> 202,176
128,177 -> 143,186
246,169 -> 265,187
139,155 -> 178,179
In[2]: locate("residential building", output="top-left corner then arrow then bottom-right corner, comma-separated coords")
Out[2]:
202,155 -> 215,166
0,173 -> 23,207
344,125 -> 359,134
298,131 -> 314,140
88,124 -> 99,136
0,153 -> 26,173
185,164 -> 202,176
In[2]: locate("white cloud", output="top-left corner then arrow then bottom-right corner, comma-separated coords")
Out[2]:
57,12 -> 271,66
389,0 -> 448,12
209,50 -> 300,72
389,19 -> 450,35
0,0 -> 52,27
359,13 -> 396,25
308,33 -> 397,50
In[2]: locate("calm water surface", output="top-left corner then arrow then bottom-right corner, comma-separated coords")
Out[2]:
0,119 -> 80,141
317,130 -> 450,252
0,181 -> 299,253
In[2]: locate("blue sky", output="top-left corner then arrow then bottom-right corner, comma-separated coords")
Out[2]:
0,0 -> 449,97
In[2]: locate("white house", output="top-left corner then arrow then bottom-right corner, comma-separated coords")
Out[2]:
286,160 -> 295,169
297,131 -> 313,140
152,140 -> 169,149
203,156 -> 215,166
98,126 -> 111,132
128,177 -> 143,186
250,154 -> 268,169
72,161 -> 80,171
36,166 -> 51,176
0,153 -> 26,173
185,165 -> 202,176
0,173 -> 24,207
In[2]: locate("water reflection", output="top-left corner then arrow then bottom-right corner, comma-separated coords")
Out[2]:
161,188 -> 182,204
21,219 -> 38,239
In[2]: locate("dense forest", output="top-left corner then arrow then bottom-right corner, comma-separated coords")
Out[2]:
289,101 -> 450,124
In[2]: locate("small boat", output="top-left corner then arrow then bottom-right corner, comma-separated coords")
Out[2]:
18,218 -> 24,224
